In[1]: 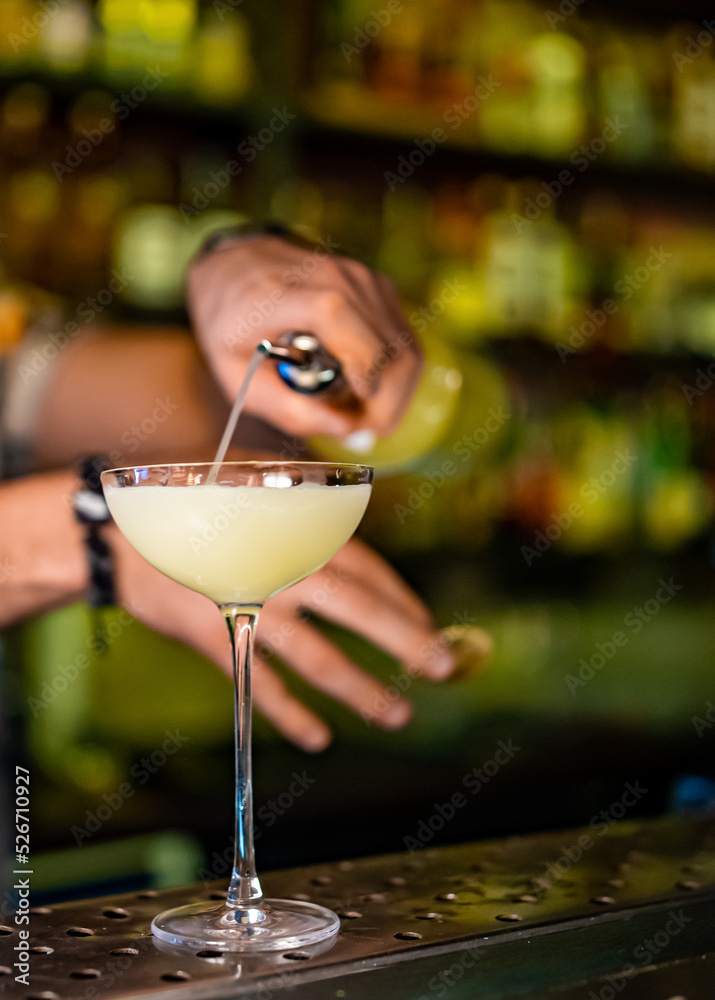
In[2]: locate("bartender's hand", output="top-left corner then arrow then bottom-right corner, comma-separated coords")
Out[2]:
113,530 -> 454,752
255,536 -> 454,749
2,474 -> 453,753
187,234 -> 423,439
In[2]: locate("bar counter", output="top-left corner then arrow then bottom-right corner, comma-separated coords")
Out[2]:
2,813 -> 713,999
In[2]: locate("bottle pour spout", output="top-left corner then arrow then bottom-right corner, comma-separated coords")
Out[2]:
259,332 -> 343,395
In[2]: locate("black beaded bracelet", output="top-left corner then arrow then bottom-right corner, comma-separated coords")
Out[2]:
73,455 -> 116,613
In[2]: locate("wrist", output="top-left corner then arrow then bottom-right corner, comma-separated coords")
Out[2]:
186,223 -> 319,312
191,220 -> 315,267
0,471 -> 88,627
72,455 -> 116,611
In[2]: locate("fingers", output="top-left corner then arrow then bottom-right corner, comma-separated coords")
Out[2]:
286,563 -> 453,680
251,657 -> 332,753
267,284 -> 386,398
241,363 -> 357,438
329,538 -> 434,628
363,330 -> 423,436
194,235 -> 424,438
265,616 -> 412,731
326,262 -> 423,435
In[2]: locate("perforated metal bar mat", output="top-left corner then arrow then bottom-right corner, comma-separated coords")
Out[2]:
1,815 -> 714,1000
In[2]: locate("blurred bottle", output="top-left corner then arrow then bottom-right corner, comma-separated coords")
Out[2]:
614,230 -> 677,354
675,230 -> 715,354
370,0 -> 425,100
52,173 -> 128,297
504,414 -> 560,532
596,34 -> 656,164
0,82 -> 51,165
4,169 -> 61,289
37,0 -> 92,73
639,390 -> 712,550
99,0 -> 196,82
97,0 -> 149,76
481,193 -> 586,342
0,0 -> 36,68
477,8 -> 538,154
525,33 -> 587,158
113,204 -> 244,310
312,331 -> 508,478
113,204 -> 188,309
138,0 -> 197,82
377,183 -> 433,298
193,6 -> 254,105
670,26 -> 715,172
419,0 -> 471,105
552,408 -> 637,554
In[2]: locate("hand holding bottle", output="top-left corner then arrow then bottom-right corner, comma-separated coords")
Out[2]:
187,233 -> 423,439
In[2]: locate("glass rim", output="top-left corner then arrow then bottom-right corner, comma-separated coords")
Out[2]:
101,460 -> 373,477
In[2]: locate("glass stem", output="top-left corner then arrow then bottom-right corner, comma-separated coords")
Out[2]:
221,604 -> 263,909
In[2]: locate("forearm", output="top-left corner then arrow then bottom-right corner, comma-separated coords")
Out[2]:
0,470 -> 87,627
28,325 -> 230,470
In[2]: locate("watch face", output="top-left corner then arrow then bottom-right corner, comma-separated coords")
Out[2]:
75,490 -> 110,522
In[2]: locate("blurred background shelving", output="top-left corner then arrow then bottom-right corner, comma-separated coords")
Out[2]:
3,0 -> 715,896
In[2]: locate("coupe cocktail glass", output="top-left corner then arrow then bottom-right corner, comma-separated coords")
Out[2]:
101,461 -> 372,951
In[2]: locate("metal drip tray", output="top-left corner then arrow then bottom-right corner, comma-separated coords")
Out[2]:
2,815 -> 714,999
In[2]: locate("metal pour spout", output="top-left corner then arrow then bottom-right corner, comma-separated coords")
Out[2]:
259,331 -> 343,395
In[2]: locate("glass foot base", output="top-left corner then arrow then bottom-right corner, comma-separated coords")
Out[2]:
151,898 -> 340,953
